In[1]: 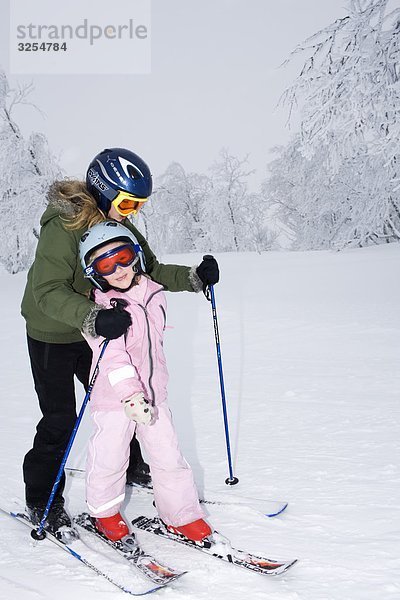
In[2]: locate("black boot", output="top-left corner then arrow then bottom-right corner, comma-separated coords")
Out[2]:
26,498 -> 78,541
126,437 -> 152,487
126,460 -> 152,487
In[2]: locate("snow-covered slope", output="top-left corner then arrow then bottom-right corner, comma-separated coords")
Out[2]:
1,245 -> 399,600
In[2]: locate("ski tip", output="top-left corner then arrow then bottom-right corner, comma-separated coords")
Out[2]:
145,563 -> 188,583
274,558 -> 298,575
265,502 -> 288,517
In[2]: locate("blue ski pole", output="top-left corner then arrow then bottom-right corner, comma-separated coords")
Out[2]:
31,339 -> 110,540
203,256 -> 238,486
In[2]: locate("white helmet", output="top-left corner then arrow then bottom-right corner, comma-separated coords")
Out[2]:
79,221 -> 146,290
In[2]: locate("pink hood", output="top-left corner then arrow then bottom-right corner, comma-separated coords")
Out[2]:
84,276 -> 168,412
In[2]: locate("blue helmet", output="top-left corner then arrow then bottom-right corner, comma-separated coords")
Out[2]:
86,148 -> 153,214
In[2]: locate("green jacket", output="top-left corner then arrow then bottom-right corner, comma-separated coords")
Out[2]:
21,203 -> 195,344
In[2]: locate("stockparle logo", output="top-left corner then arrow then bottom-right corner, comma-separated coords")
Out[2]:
10,0 -> 151,75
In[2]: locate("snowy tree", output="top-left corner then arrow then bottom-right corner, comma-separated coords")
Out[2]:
209,149 -> 278,252
0,69 -> 62,273
265,0 -> 400,249
207,149 -> 253,252
263,139 -> 353,250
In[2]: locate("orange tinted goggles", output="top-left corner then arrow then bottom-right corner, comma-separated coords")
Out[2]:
90,244 -> 139,277
112,192 -> 148,216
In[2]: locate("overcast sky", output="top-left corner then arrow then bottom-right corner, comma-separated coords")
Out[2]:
1,0 -> 350,187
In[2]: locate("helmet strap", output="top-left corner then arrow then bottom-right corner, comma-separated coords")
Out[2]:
93,275 -> 111,292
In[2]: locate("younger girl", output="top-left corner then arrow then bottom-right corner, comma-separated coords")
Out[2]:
79,220 -> 212,542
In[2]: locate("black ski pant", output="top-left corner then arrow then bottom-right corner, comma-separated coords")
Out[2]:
23,335 -> 144,506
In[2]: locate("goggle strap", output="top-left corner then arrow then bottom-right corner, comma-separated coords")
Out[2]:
84,265 -> 95,277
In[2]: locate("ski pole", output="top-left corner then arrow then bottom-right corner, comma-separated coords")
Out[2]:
31,339 -> 110,540
203,257 -> 238,486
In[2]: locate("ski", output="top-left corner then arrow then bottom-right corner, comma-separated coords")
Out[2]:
199,495 -> 287,517
0,506 -> 172,596
74,512 -> 186,586
128,481 -> 288,518
132,515 -> 297,577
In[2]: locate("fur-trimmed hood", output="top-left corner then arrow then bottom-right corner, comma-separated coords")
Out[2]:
40,180 -> 88,226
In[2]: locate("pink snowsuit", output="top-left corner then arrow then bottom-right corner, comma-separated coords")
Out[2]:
84,275 -> 204,526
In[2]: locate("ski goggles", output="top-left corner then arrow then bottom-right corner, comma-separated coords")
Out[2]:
85,244 -> 140,277
112,191 -> 148,216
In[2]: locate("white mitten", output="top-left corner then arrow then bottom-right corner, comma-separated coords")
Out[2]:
123,392 -> 153,425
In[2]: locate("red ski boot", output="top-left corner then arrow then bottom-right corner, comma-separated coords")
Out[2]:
95,513 -> 129,541
167,519 -> 212,542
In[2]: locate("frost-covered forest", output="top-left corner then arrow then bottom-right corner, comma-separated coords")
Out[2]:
1,0 -> 399,273
264,0 -> 400,250
0,72 -> 61,273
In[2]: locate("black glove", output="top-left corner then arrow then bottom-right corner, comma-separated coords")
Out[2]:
95,307 -> 132,339
196,255 -> 220,289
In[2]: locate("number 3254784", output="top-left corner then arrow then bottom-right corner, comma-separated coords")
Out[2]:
18,42 -> 67,51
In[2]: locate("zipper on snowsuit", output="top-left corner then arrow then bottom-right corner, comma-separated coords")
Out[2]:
138,288 -> 164,406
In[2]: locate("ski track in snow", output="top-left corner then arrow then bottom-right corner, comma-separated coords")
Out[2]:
1,245 -> 400,600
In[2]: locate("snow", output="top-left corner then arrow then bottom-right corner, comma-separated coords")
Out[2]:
1,244 -> 400,599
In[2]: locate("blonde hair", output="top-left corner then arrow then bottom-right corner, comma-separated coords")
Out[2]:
49,180 -> 106,230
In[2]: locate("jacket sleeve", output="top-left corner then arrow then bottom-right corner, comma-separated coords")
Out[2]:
86,333 -> 143,403
125,221 -> 201,292
31,218 -> 94,330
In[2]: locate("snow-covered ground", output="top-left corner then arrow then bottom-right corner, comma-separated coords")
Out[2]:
1,244 -> 399,600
